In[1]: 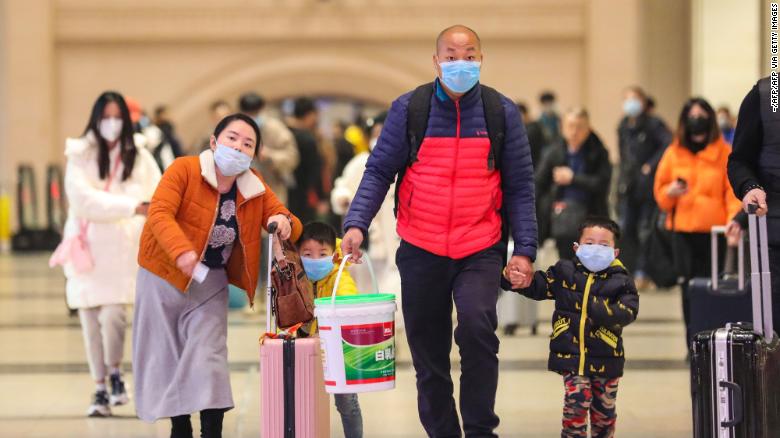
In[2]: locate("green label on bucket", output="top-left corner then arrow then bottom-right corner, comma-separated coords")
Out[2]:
341,321 -> 395,385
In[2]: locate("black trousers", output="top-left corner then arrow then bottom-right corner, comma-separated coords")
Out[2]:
618,196 -> 655,275
171,409 -> 224,438
396,240 -> 503,438
673,232 -> 711,345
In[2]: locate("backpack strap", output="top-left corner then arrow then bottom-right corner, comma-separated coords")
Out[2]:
407,82 -> 435,166
480,85 -> 510,264
394,82 -> 435,217
480,85 -> 506,171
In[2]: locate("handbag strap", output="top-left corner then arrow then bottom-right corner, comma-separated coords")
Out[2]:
271,238 -> 292,279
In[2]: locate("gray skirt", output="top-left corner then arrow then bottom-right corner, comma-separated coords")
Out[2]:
132,267 -> 234,422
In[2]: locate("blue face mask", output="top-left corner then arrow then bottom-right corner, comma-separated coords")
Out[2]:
213,143 -> 252,177
254,115 -> 265,129
623,98 -> 643,118
301,256 -> 334,281
576,244 -> 616,273
439,60 -> 481,94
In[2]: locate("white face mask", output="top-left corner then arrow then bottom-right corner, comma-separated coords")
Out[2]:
214,143 -> 252,176
575,243 -> 616,273
99,117 -> 123,142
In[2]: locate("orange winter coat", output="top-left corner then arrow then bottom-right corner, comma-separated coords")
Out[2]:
138,150 -> 302,305
654,137 -> 742,233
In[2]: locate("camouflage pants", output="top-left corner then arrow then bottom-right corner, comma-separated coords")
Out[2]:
561,373 -> 619,438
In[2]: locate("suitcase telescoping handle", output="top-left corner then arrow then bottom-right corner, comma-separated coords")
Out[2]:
747,204 -> 774,341
710,225 -> 745,291
266,222 -> 279,334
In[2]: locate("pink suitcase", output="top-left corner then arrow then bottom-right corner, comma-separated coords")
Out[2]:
260,224 -> 330,438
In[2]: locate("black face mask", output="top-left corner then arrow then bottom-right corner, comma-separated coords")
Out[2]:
686,116 -> 710,136
685,139 -> 708,153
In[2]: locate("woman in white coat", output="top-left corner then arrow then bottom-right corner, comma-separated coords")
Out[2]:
61,91 -> 161,417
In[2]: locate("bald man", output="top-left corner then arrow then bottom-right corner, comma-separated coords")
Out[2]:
341,25 -> 537,437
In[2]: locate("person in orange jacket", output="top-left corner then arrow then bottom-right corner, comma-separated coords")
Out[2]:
654,97 -> 742,344
133,113 -> 302,438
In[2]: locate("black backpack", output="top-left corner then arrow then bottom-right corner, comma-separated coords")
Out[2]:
393,82 -> 511,261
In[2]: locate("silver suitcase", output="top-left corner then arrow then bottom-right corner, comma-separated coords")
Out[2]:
690,207 -> 780,437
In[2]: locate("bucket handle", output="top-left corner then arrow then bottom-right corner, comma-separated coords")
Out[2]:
332,252 -> 379,304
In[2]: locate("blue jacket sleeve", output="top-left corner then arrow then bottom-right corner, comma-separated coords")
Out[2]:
342,94 -> 411,234
500,97 -> 538,261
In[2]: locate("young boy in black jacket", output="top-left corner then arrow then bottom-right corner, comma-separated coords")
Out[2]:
503,217 -> 639,438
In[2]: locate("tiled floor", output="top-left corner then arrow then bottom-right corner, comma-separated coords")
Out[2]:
0,251 -> 693,437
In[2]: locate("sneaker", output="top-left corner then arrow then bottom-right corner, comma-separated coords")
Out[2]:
86,390 -> 111,417
109,373 -> 129,406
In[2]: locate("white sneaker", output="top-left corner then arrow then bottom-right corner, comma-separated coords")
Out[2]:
86,390 -> 112,417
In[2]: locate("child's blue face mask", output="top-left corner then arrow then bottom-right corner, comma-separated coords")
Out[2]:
575,244 -> 615,273
301,256 -> 334,281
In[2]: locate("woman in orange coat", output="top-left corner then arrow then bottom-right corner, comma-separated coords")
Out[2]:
132,113 -> 302,438
654,97 -> 742,345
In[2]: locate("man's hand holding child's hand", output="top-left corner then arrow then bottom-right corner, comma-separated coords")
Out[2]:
506,255 -> 533,289
505,267 -> 525,289
503,261 -> 531,289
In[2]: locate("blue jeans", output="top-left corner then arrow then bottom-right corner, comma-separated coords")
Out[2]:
334,393 -> 363,438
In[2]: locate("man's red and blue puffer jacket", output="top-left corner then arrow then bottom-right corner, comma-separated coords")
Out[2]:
343,80 -> 537,260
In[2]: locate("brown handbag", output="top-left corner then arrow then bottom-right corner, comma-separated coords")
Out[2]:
270,237 -> 315,329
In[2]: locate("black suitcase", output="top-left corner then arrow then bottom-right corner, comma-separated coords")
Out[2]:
688,226 -> 752,342
691,207 -> 780,437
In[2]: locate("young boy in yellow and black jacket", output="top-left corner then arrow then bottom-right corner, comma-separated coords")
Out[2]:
298,221 -> 363,438
503,217 -> 639,438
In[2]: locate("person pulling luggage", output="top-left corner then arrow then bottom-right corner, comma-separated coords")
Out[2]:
728,75 -> 780,327
132,113 -> 302,438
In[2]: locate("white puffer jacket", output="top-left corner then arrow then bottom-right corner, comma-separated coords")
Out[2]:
61,132 -> 161,309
